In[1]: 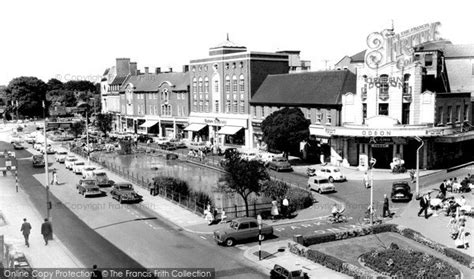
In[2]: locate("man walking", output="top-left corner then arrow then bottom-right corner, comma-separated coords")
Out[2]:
382,194 -> 391,218
417,193 -> 430,219
439,179 -> 447,198
282,196 -> 289,218
20,218 -> 32,247
41,218 -> 53,245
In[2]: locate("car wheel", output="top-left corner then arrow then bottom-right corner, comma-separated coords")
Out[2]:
329,177 -> 334,183
225,238 -> 235,247
317,189 -> 322,194
260,234 -> 266,241
119,196 -> 123,204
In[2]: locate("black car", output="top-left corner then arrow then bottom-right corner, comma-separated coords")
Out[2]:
391,181 -> 413,202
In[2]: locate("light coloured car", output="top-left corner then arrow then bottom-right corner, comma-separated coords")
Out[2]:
55,151 -> 68,163
81,165 -> 96,179
307,176 -> 336,193
153,137 -> 171,145
315,166 -> 346,182
34,142 -> 44,151
239,149 -> 258,161
10,135 -> 23,144
92,170 -> 114,187
72,161 -> 86,174
76,179 -> 102,197
65,156 -> 78,169
266,157 -> 293,172
213,217 -> 274,247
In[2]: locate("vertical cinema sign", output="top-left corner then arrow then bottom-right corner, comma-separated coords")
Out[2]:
366,22 -> 441,70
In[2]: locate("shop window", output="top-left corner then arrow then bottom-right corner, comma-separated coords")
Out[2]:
378,103 -> 389,116
204,77 -> 209,93
425,54 -> 433,67
447,106 -> 452,123
225,76 -> 230,93
402,103 -> 410,124
455,105 -> 461,122
464,104 -> 469,121
232,75 -> 237,92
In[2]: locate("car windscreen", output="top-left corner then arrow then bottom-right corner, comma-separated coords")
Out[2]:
95,173 -> 106,177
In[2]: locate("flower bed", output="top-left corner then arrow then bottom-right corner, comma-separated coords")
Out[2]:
360,246 -> 461,278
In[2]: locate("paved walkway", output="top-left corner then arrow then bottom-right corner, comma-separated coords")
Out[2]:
0,175 -> 84,268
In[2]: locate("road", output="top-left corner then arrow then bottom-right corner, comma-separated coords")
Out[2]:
1,132 -> 267,278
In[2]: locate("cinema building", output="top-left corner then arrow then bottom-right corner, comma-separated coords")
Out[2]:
315,23 -> 474,170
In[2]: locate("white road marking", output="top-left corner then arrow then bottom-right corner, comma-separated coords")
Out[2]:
200,236 -> 207,240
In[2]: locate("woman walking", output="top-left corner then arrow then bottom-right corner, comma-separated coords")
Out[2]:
271,197 -> 279,220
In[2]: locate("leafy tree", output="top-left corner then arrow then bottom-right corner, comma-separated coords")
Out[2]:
261,107 -> 311,157
64,80 -> 96,92
220,152 -> 269,216
5,76 -> 48,118
262,180 -> 289,201
46,89 -> 76,107
70,121 -> 85,138
95,113 -> 113,138
46,78 -> 64,91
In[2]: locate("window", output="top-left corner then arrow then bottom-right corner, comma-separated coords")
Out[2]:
215,100 -> 219,113
455,105 -> 461,122
204,77 -> 209,93
232,62 -> 236,69
379,74 -> 389,100
199,100 -> 203,112
239,93 -> 244,100
379,103 -> 389,116
425,54 -> 433,67
464,104 -> 469,121
198,77 -> 203,93
161,104 -> 171,116
205,100 -> 209,112
233,94 -> 237,100
214,80 -> 219,92
225,100 -> 230,113
261,106 -> 265,118
225,63 -> 229,70
204,65 -> 208,71
192,78 -> 197,93
225,76 -> 230,93
161,89 -> 169,101
403,74 -> 411,94
402,103 -> 410,124
253,106 -> 257,117
316,111 -> 322,123
362,103 -> 367,124
307,108 -> 311,119
205,94 -> 209,100
447,106 -> 452,123
239,74 -> 245,92
233,100 -> 238,113
226,94 -> 230,100
232,75 -> 237,92
437,106 -> 444,125
239,62 -> 244,68
326,113 -> 332,124
240,101 -> 245,113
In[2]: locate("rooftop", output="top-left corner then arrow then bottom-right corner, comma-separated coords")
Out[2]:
120,72 -> 190,92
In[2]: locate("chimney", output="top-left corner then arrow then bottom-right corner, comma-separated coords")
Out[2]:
182,65 -> 189,72
116,58 -> 131,76
129,62 -> 137,76
137,69 -> 141,75
168,67 -> 173,72
144,67 -> 149,74
155,67 -> 161,74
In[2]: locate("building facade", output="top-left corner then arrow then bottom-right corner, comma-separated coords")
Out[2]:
186,38 -> 290,149
315,22 -> 474,169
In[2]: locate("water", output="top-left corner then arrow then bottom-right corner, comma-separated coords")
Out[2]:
93,151 -> 222,195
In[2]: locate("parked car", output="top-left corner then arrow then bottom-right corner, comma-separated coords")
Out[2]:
55,151 -> 68,163
390,181 -> 413,202
72,161 -> 86,174
76,179 -> 102,197
239,149 -> 258,161
188,142 -> 209,152
10,135 -> 22,144
81,166 -> 96,179
270,264 -> 309,279
41,144 -> 55,155
159,142 -> 177,151
169,139 -> 186,148
12,142 -> 24,150
307,176 -> 336,193
25,134 -> 36,144
64,156 -> 78,169
34,142 -> 44,151
32,155 -> 45,168
267,157 -> 293,172
315,166 -> 346,182
213,217 -> 273,247
153,137 -> 171,145
258,152 -> 278,164
110,182 -> 142,203
92,170 -> 114,187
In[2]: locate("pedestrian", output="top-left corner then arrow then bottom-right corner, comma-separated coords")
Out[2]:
41,218 -> 53,245
440,179 -> 447,198
91,264 -> 103,279
456,223 -> 469,249
271,197 -> 279,220
409,169 -> 415,183
417,193 -> 430,219
52,171 -> 59,185
382,194 -> 391,218
20,218 -> 32,247
282,196 -> 289,218
363,172 -> 370,188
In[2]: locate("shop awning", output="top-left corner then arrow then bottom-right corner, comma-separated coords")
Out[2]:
139,120 -> 159,128
184,123 -> 207,132
218,126 -> 243,135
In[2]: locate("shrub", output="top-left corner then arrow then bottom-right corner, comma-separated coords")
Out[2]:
372,223 -> 398,234
192,190 -> 213,210
261,180 -> 289,200
444,248 -> 473,267
286,186 -> 313,213
152,176 -> 190,197
303,232 -> 336,246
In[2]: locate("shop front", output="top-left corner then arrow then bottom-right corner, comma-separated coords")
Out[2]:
188,116 -> 249,148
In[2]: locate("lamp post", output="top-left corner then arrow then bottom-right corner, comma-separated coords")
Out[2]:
369,157 -> 376,226
414,136 -> 424,196
42,101 -> 51,219
86,110 -> 90,164
257,214 -> 262,261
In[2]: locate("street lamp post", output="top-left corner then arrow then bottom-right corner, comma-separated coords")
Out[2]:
415,136 -> 424,196
257,214 -> 262,261
86,111 -> 90,164
369,158 -> 376,226
42,101 -> 51,219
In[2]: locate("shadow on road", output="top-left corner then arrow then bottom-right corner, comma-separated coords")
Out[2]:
93,217 -> 158,230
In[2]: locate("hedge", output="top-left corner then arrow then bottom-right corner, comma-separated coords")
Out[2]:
444,248 -> 473,267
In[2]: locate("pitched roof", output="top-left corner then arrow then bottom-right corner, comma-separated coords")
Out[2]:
103,68 -> 110,76
350,50 -> 366,63
110,75 -> 128,86
120,72 -> 190,92
250,70 -> 356,106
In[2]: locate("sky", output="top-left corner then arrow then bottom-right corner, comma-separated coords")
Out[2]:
1,0 -> 473,86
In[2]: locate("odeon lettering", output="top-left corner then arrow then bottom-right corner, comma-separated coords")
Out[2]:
362,130 -> 392,136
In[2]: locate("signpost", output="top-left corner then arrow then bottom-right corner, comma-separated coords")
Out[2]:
369,158 -> 376,226
257,214 -> 262,261
414,136 -> 424,195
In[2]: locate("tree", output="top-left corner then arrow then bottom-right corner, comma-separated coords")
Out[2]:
261,107 -> 311,157
46,78 -> 64,91
64,80 -> 96,92
262,180 -> 289,201
5,77 -> 48,118
70,121 -> 85,138
46,89 -> 76,107
220,152 -> 269,217
95,113 -> 113,138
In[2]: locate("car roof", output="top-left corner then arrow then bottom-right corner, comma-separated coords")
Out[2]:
115,182 -> 132,186
308,175 -> 329,181
232,217 -> 258,222
80,179 -> 96,183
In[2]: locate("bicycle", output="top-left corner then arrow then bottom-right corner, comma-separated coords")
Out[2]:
327,213 -> 347,224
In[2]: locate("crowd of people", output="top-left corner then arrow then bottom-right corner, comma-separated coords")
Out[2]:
417,174 -> 472,250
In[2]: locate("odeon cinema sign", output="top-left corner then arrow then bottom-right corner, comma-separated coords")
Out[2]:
365,22 -> 441,70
